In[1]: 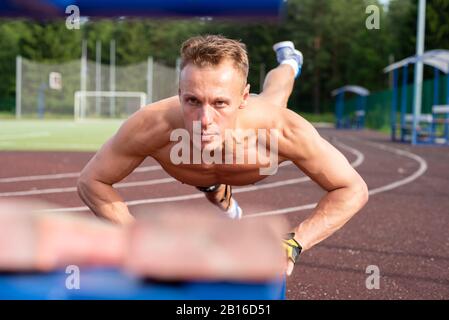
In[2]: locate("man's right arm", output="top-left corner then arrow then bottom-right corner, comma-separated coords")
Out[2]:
77,141 -> 142,225
77,105 -> 169,225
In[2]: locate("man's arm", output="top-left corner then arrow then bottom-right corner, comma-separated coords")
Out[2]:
77,105 -> 170,225
280,110 -> 369,259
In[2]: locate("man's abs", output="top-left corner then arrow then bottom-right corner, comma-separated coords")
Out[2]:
155,159 -> 270,187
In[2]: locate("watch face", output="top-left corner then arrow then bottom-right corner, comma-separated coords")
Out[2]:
291,246 -> 301,263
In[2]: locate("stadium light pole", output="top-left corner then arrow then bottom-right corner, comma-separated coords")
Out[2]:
110,39 -> 116,117
412,0 -> 426,145
147,56 -> 153,104
80,40 -> 87,120
15,56 -> 22,119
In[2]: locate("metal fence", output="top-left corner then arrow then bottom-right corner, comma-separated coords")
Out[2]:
15,56 -> 178,119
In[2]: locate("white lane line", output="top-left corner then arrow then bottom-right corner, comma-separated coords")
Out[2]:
0,161 -> 297,196
0,132 -> 50,140
0,172 -> 79,183
0,138 -> 358,194
232,142 -> 364,194
0,160 -> 295,184
246,204 -> 318,217
0,165 -> 163,183
335,142 -> 365,168
14,143 -> 101,149
358,141 -> 428,196
247,138 -> 428,218
0,163 -> 294,196
37,141 -> 364,213
0,177 -> 176,197
0,134 -> 360,185
0,133 -> 361,184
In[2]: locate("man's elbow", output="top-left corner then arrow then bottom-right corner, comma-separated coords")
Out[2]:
77,175 -> 104,219
76,173 -> 92,201
354,179 -> 369,209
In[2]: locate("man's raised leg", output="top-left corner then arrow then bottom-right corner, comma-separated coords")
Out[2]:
260,65 -> 296,108
259,41 -> 303,108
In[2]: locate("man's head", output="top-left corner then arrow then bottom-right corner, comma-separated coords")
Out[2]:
178,35 -> 250,152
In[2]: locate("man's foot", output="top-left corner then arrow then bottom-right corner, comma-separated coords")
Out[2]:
200,184 -> 243,220
273,41 -> 303,78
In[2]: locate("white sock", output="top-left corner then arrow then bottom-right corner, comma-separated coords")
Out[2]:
281,59 -> 299,76
226,198 -> 242,220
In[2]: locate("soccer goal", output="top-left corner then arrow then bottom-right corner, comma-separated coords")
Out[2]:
74,91 -> 147,121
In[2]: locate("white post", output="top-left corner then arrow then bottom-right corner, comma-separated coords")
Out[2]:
96,40 -> 102,116
412,0 -> 426,144
176,57 -> 181,87
147,56 -> 153,104
74,91 -> 80,121
80,39 -> 87,119
259,63 -> 266,92
15,56 -> 22,119
110,39 -> 116,116
140,93 -> 147,108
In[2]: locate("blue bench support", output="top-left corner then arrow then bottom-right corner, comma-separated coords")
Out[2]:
391,69 -> 399,141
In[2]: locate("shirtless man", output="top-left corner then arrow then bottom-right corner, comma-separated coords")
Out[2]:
77,35 -> 369,275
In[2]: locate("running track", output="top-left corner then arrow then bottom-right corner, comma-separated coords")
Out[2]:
1,128 -> 448,299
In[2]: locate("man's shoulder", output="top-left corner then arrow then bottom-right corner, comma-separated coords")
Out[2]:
243,98 -> 310,132
113,96 -> 183,155
243,96 -> 284,129
277,108 -> 322,160
279,108 -> 315,132
243,104 -> 321,161
139,96 -> 183,126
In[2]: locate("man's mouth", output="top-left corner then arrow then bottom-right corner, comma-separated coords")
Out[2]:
201,133 -> 218,142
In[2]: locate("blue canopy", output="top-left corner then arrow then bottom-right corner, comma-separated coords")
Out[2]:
384,49 -> 449,74
331,85 -> 370,97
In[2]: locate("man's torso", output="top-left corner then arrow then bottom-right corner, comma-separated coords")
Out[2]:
125,95 -> 294,187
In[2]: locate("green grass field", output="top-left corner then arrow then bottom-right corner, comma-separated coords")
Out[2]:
298,112 -> 335,124
0,119 -> 123,151
0,113 -> 337,152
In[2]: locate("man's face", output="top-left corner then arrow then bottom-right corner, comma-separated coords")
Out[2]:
179,59 -> 250,153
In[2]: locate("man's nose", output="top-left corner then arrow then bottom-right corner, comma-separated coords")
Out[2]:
200,105 -> 213,127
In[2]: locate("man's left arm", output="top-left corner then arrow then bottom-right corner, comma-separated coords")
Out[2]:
279,112 -> 369,274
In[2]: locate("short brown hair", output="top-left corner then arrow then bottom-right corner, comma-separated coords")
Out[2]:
180,35 -> 249,80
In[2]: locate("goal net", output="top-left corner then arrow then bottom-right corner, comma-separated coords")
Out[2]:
74,91 -> 147,120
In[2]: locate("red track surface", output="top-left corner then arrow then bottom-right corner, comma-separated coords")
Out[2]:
1,128 -> 448,299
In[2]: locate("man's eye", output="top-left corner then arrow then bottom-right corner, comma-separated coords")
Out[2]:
215,101 -> 227,107
187,98 -> 199,105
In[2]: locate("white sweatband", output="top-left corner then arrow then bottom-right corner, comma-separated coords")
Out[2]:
281,59 -> 299,76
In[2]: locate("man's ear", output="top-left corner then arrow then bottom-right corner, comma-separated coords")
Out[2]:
239,84 -> 251,109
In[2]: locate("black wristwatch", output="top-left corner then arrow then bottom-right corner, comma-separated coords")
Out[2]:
196,184 -> 221,193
